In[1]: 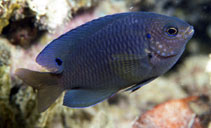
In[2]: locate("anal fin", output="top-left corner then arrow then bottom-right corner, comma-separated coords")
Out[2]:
63,88 -> 118,108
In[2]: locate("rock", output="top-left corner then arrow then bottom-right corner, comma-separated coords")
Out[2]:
133,96 -> 203,128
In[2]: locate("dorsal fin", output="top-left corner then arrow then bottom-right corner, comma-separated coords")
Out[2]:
36,13 -> 130,72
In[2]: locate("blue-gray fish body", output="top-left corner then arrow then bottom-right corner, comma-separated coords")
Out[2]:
15,12 -> 194,112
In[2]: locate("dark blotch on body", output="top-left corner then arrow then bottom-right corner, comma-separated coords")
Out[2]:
55,58 -> 63,66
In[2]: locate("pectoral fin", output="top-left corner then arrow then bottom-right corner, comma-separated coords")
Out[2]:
110,54 -> 152,81
125,76 -> 157,92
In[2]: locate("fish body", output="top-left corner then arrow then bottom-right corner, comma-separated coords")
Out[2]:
15,12 -> 194,112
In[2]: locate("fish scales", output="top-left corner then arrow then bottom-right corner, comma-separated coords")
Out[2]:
63,15 -> 146,88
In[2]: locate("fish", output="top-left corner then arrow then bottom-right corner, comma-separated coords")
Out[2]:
15,12 -> 194,112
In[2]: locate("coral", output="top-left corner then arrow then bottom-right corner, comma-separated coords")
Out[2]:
28,0 -> 99,31
0,38 -> 11,66
0,38 -> 13,128
0,0 -> 22,34
0,0 -> 99,47
0,38 -> 39,128
27,0 -> 71,31
0,0 -> 42,47
67,0 -> 98,11
94,0 -> 129,16
206,54 -> 211,84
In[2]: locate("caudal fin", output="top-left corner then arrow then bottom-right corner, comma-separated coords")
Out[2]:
15,68 -> 64,112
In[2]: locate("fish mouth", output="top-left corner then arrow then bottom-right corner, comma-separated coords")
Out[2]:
183,26 -> 194,39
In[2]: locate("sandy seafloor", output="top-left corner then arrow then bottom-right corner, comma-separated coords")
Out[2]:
0,0 -> 210,128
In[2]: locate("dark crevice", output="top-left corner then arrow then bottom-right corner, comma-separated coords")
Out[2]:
1,7 -> 46,48
9,86 -> 20,103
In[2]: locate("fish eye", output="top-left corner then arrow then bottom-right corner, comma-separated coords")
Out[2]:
166,26 -> 178,36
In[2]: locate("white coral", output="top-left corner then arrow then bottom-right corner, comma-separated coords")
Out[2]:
28,0 -> 71,31
206,54 -> 211,84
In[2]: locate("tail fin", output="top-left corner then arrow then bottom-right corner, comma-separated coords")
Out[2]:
15,68 -> 64,112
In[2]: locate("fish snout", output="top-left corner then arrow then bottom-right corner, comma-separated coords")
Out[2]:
183,26 -> 194,39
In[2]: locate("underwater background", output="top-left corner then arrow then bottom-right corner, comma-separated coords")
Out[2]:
0,0 -> 210,128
